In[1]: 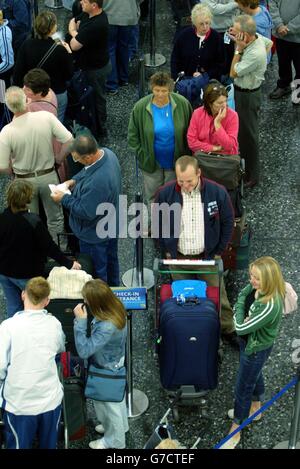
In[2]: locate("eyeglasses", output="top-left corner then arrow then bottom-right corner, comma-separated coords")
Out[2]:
212,85 -> 225,91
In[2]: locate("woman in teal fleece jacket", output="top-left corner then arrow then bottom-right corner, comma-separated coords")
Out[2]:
128,71 -> 192,209
220,256 -> 285,449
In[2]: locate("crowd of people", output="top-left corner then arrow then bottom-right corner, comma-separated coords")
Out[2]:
0,0 -> 298,450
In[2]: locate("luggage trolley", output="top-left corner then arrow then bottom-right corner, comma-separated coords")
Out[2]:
153,258 -> 222,421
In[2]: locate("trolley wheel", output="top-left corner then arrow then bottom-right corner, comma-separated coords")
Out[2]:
172,406 -> 180,422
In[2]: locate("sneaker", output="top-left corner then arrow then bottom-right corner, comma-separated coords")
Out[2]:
95,424 -> 105,434
119,81 -> 129,87
228,408 -> 262,421
269,86 -> 291,99
89,438 -> 108,449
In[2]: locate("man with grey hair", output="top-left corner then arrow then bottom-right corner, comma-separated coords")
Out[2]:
229,14 -> 272,188
51,134 -> 121,286
0,86 -> 73,243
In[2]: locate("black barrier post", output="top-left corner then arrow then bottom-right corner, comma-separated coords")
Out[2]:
135,192 -> 144,286
138,57 -> 146,99
44,0 -> 63,8
288,369 -> 300,448
273,369 -> 300,449
144,0 -> 166,67
122,192 -> 155,289
126,307 -> 149,418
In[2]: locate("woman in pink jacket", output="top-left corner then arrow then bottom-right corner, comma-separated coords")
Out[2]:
187,81 -> 239,155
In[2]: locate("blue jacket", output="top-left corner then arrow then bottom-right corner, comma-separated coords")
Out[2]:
154,177 -> 234,259
62,148 -> 121,244
74,317 -> 126,371
0,19 -> 14,74
0,0 -> 32,50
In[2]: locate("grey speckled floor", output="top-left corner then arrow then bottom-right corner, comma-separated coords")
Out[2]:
0,0 -> 299,450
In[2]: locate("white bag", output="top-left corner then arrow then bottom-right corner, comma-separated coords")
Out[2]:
283,282 -> 298,315
47,266 -> 92,299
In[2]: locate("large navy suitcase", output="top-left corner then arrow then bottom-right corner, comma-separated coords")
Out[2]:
158,297 -> 220,391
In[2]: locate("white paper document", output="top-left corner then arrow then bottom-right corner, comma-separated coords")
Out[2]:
49,183 -> 71,195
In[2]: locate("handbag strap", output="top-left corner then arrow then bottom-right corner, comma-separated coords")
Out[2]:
31,99 -> 58,111
37,42 -> 58,68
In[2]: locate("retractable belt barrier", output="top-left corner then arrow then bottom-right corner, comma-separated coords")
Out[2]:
214,369 -> 300,449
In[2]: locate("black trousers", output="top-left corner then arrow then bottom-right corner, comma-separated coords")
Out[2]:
276,38 -> 300,89
235,87 -> 262,182
85,61 -> 112,137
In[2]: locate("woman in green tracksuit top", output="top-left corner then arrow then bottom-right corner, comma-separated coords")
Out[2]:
221,256 -> 285,449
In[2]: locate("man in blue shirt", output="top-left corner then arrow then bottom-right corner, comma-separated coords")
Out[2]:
51,134 -> 121,286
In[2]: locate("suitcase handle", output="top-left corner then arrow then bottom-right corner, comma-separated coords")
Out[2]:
154,258 -> 223,276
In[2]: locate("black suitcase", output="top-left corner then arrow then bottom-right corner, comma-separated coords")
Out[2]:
158,297 -> 220,391
62,377 -> 87,446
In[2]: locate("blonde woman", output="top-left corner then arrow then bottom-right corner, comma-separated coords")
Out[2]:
171,3 -> 225,81
221,256 -> 285,449
73,279 -> 128,449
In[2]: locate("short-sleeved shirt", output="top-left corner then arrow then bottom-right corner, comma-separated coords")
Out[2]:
234,34 -> 272,90
75,11 -> 109,70
0,111 -> 72,174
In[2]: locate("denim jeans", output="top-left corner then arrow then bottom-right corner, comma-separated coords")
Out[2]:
79,239 -> 119,286
0,275 -> 28,318
128,24 -> 139,60
56,90 -> 68,123
93,395 -> 128,448
106,25 -> 133,91
233,339 -> 273,424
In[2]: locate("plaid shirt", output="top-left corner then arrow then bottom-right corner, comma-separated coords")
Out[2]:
178,183 -> 205,255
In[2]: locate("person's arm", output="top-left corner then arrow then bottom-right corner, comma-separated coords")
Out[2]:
0,28 -> 14,74
127,105 -> 147,164
187,110 -> 216,153
234,296 -> 281,335
0,134 -> 12,172
8,0 -> 30,30
202,0 -> 238,15
55,138 -> 74,164
73,307 -> 114,360
285,13 -> 300,35
268,0 -> 284,30
212,110 -> 239,153
68,18 -> 83,51
60,180 -> 107,221
55,321 -> 66,353
0,323 -> 11,383
233,284 -> 253,326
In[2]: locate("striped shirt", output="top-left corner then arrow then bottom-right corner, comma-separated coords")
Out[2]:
178,184 -> 205,255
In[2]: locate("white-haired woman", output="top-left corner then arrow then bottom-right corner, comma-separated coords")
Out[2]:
171,3 -> 225,81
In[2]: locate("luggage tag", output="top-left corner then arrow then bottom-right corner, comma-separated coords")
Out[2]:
224,32 -> 231,44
